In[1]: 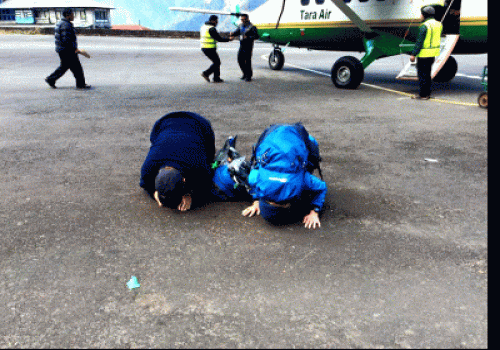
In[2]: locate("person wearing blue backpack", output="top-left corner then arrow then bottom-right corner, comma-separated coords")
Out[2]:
241,123 -> 327,229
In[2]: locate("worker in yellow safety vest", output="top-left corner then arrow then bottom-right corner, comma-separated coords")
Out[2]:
410,6 -> 443,100
200,15 -> 232,83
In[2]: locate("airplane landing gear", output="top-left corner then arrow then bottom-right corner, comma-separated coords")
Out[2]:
331,56 -> 364,89
269,48 -> 285,70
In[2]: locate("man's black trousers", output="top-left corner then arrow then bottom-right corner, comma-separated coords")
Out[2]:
201,48 -> 221,80
47,50 -> 86,87
238,47 -> 253,79
416,57 -> 435,98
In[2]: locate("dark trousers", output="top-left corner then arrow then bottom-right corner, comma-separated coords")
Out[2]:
47,50 -> 86,87
416,57 -> 435,98
201,48 -> 221,80
238,47 -> 253,78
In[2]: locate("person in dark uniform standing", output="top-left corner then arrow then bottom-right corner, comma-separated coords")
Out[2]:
140,112 -> 216,211
45,8 -> 91,89
410,6 -> 443,100
230,14 -> 259,82
200,15 -> 231,83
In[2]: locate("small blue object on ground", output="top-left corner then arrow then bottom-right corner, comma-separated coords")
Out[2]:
126,276 -> 140,289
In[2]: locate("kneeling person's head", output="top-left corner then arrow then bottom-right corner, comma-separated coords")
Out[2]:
155,167 -> 185,208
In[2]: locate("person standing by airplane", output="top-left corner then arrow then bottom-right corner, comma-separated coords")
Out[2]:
230,14 -> 259,82
410,6 -> 443,100
45,8 -> 91,90
200,15 -> 231,83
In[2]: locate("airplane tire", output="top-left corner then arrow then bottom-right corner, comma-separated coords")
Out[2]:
331,56 -> 364,89
269,49 -> 285,70
433,56 -> 458,82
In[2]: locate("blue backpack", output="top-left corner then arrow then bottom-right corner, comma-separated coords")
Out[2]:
249,123 -> 322,203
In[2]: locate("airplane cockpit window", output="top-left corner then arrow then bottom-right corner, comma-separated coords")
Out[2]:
301,0 -> 310,5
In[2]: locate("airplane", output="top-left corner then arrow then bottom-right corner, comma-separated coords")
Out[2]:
170,0 -> 487,89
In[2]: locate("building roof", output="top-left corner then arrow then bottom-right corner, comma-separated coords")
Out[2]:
0,0 -> 114,9
112,24 -> 151,31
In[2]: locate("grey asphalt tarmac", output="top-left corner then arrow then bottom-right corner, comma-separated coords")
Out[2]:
1,34 -> 487,348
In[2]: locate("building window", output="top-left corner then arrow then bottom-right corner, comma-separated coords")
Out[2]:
0,8 -> 15,21
95,10 -> 108,21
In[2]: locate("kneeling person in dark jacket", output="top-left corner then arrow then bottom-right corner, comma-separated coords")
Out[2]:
140,112 -> 216,211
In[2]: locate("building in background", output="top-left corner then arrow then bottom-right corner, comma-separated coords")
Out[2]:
0,0 -> 114,28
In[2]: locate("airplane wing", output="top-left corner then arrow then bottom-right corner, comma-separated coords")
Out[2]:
329,0 -> 373,33
169,7 -> 243,17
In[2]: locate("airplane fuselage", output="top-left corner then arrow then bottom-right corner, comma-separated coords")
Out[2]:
251,0 -> 487,54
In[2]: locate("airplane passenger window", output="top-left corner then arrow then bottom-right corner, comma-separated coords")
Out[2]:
359,0 -> 369,2
344,0 -> 351,3
316,0 -> 325,4
301,0 -> 310,5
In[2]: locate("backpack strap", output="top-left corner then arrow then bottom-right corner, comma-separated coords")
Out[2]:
291,123 -> 324,180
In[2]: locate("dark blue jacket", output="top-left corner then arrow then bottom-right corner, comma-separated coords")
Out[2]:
55,18 -> 78,53
231,22 -> 259,51
140,112 -> 216,204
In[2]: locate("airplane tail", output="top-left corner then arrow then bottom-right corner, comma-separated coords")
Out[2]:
231,4 -> 241,27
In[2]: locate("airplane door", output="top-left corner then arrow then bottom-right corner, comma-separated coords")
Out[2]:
442,0 -> 461,34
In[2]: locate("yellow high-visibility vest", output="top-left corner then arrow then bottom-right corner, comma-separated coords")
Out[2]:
200,24 -> 216,49
418,18 -> 443,57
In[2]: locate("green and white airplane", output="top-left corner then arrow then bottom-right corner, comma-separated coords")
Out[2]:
170,0 -> 487,89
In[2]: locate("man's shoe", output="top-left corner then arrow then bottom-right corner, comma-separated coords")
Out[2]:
45,78 -> 56,89
412,95 -> 430,100
213,78 -> 224,83
76,85 -> 92,89
245,77 -> 252,82
240,75 -> 247,80
201,73 -> 210,82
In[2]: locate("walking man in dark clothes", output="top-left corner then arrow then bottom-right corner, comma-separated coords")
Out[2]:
200,15 -> 231,83
45,8 -> 91,89
140,112 -> 216,211
230,14 -> 259,82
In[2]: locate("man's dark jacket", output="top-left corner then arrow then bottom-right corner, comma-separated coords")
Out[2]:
231,22 -> 259,51
55,18 -> 78,53
140,112 -> 216,205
